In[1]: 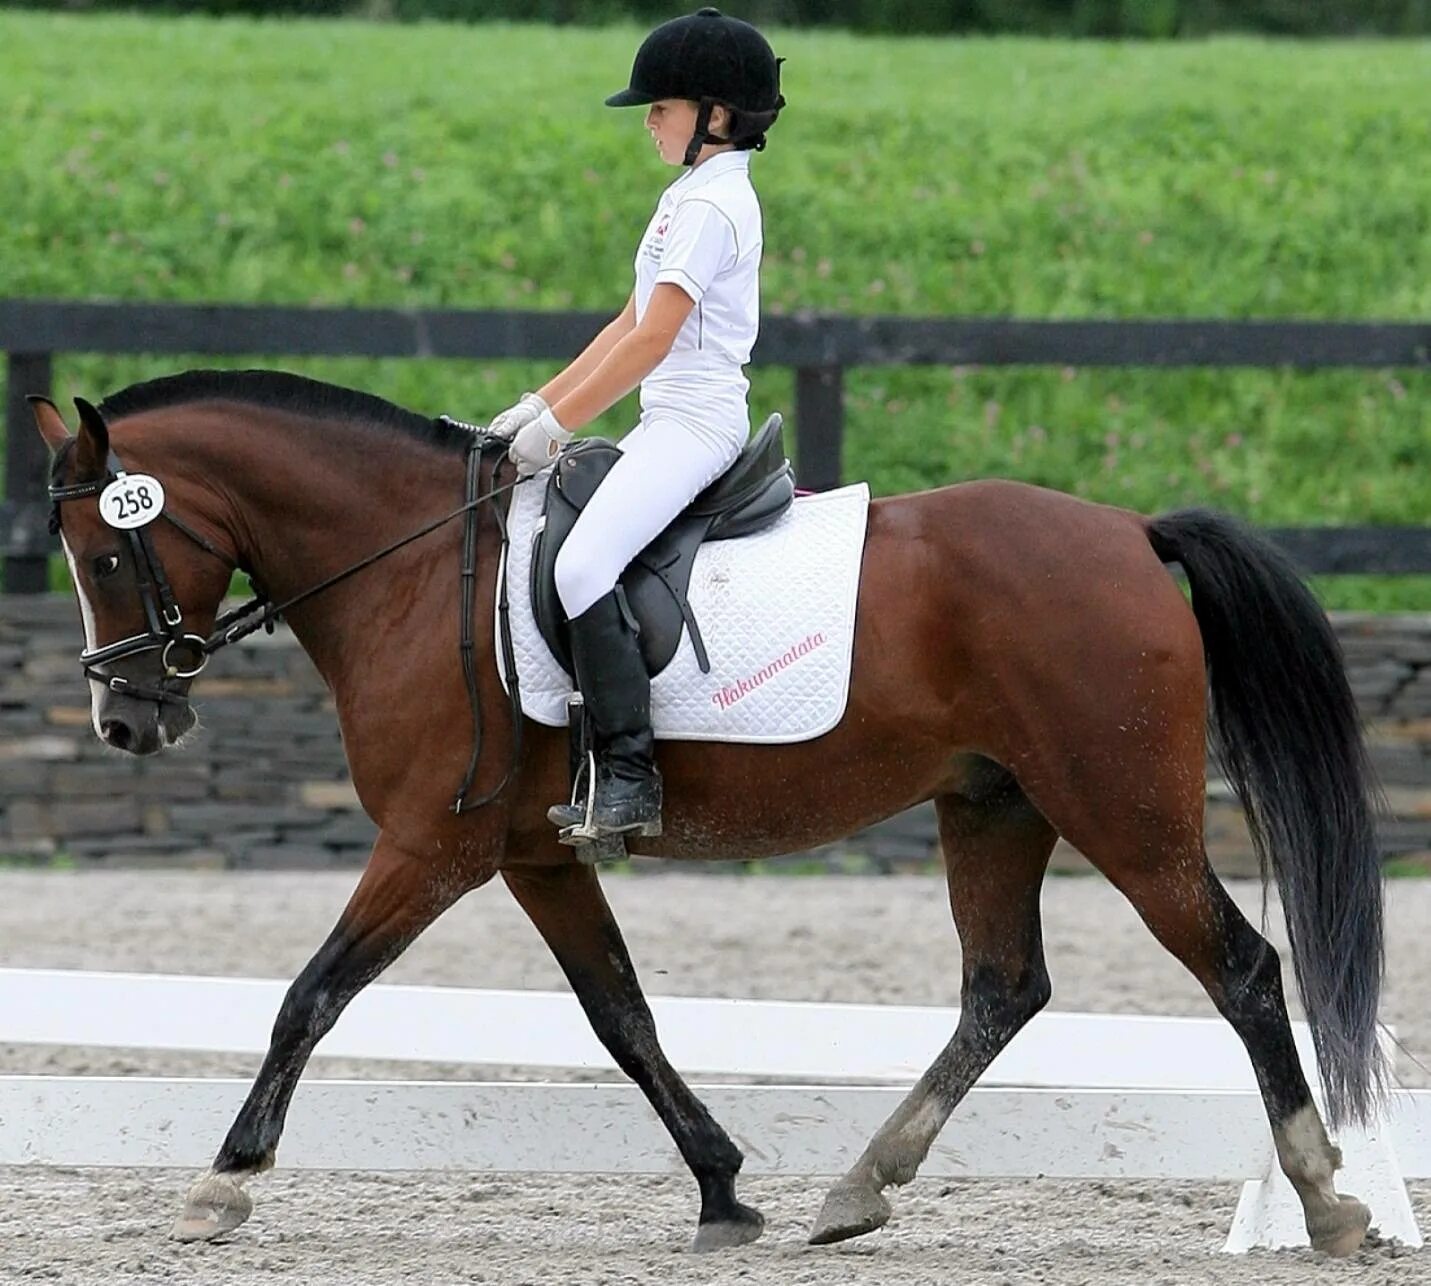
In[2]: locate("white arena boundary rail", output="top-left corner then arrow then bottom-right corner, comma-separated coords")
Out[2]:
0,967 -> 1426,1252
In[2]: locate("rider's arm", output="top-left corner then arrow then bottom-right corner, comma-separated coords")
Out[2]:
536,293 -> 638,408
547,284 -> 694,431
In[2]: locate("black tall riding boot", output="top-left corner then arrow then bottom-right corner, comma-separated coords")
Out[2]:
547,590 -> 663,840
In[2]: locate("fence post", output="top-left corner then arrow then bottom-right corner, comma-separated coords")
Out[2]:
794,365 -> 845,492
4,352 -> 54,593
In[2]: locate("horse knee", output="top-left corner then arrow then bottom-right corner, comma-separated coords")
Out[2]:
1020,963 -> 1053,1021
963,960 -> 1051,1043
272,961 -> 349,1051
270,984 -> 322,1051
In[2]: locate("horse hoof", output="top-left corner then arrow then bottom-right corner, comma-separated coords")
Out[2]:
170,1171 -> 254,1243
691,1202 -> 765,1252
1309,1195 -> 1371,1257
808,1183 -> 891,1245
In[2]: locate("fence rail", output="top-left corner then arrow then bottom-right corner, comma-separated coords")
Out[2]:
5,299 -> 1429,590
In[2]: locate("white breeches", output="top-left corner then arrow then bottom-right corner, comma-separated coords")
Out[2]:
554,410 -> 747,619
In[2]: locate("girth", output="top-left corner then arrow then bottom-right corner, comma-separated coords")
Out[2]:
530,413 -> 795,678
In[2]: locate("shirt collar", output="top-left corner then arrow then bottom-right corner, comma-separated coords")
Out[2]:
673,149 -> 751,194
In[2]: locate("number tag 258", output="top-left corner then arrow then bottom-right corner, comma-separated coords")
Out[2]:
99,474 -> 166,530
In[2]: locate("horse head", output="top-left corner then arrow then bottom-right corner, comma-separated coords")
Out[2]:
33,395 -> 237,755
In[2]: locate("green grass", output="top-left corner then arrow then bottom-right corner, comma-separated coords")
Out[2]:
1384,856 -> 1431,878
2,13 -> 1428,606
0,852 -> 75,870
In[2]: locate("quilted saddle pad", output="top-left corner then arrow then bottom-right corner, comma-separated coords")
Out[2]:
495,476 -> 870,744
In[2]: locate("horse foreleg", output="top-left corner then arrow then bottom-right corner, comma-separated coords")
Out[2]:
810,785 -> 1057,1244
171,833 -> 477,1242
502,861 -> 763,1252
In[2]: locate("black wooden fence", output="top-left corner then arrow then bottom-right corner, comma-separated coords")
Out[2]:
4,298 -> 1429,592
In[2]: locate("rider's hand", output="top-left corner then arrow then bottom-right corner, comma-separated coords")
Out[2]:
509,407 -> 573,477
486,392 -> 549,441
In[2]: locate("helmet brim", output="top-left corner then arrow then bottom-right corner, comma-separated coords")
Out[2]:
605,87 -> 657,108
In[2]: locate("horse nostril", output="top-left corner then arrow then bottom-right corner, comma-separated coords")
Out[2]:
101,719 -> 133,751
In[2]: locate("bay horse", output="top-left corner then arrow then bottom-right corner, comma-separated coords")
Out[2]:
34,369 -> 1384,1256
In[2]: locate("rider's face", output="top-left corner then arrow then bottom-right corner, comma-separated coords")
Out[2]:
644,99 -> 730,166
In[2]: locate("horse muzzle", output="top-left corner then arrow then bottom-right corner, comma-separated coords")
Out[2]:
91,665 -> 198,756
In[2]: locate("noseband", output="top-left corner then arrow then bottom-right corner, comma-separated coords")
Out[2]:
48,446 -> 236,706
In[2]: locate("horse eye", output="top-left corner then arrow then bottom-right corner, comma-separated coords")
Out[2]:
93,553 -> 121,578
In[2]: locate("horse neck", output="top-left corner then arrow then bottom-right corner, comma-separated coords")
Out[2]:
140,403 -> 464,684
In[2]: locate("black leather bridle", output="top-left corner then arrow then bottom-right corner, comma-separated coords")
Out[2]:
49,429 -> 528,811
48,447 -> 236,705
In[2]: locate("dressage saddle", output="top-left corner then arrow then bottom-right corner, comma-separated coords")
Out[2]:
530,413 -> 795,678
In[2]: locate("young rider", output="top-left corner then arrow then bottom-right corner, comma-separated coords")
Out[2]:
486,8 -> 785,845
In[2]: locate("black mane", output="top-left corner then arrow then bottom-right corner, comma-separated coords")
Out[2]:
96,368 -> 471,454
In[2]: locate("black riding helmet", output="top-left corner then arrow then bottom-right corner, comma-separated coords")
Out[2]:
606,7 -> 786,167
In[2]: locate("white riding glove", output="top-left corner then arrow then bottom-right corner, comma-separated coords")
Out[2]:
485,392 -> 549,441
509,407 -> 574,477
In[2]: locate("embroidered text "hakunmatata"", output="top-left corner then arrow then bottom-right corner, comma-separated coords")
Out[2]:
710,632 -> 829,711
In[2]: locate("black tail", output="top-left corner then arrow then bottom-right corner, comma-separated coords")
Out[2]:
1146,509 -> 1385,1126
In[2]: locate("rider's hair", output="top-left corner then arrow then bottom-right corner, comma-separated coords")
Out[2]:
720,104 -> 781,153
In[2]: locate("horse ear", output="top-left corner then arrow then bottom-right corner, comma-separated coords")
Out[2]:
72,397 -> 111,478
28,396 -> 72,454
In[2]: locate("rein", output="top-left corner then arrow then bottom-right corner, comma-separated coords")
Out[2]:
208,451 -> 522,656
49,428 -> 530,812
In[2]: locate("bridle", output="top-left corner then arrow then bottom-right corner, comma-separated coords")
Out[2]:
49,429 -> 529,812
48,446 -> 235,705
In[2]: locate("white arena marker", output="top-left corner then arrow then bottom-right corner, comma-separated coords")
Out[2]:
1391,1090 -> 1431,1177
0,968 -> 1324,1091
0,969 -> 1422,1252
1225,1115 -> 1424,1251
0,1078 -> 1275,1179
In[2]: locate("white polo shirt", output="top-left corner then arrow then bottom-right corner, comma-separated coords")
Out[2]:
633,149 -> 762,425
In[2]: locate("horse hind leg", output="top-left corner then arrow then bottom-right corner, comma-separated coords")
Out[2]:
973,581 -> 1370,1257
810,776 -> 1056,1245
1092,845 -> 1371,1256
1032,687 -> 1370,1254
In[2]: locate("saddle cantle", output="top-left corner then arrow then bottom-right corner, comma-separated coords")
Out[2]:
531,413 -> 795,678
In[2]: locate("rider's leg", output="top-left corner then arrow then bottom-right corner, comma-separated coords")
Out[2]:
550,411 -> 743,841
552,411 -> 744,620
554,589 -> 665,838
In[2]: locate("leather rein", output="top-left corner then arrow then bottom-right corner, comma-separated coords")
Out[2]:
48,427 -> 528,813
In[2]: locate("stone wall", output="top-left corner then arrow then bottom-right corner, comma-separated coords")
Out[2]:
3,595 -> 1428,872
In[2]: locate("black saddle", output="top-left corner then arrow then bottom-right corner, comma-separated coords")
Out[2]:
531,413 -> 795,679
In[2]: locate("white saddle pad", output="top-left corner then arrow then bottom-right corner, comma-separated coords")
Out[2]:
495,476 -> 870,744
